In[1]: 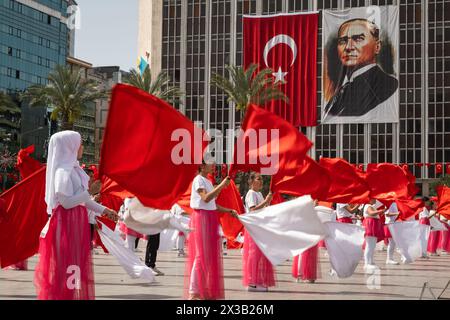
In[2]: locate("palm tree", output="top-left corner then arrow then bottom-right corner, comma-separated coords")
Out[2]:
21,65 -> 107,131
210,64 -> 288,115
0,91 -> 20,114
124,65 -> 183,105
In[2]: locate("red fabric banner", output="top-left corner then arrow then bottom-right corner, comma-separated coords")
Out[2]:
216,180 -> 245,244
229,104 -> 312,182
243,12 -> 319,127
366,163 -> 410,204
16,145 -> 43,179
99,84 -> 207,210
396,199 -> 424,221
437,186 -> 450,220
272,156 -> 331,200
0,167 -> 48,268
319,158 -> 370,204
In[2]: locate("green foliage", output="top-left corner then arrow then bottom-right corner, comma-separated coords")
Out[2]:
124,65 -> 184,105
430,175 -> 450,196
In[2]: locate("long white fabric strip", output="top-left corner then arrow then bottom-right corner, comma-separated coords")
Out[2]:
238,196 -> 327,266
430,216 -> 447,231
97,221 -> 155,283
323,222 -> 365,278
389,221 -> 430,264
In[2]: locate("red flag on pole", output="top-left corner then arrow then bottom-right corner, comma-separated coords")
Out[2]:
243,12 -> 319,127
229,104 -> 312,180
366,163 -> 410,204
99,84 -> 207,210
319,158 -> 370,204
437,186 -> 450,220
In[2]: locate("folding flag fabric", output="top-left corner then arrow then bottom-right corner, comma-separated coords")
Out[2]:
229,104 -> 312,180
243,12 -> 319,127
100,84 -> 207,210
323,222 -> 365,278
396,198 -> 424,221
389,221 -> 429,264
437,186 -> 450,220
366,163 -> 410,204
97,220 -> 155,283
319,158 -> 370,204
16,145 -> 43,179
216,180 -> 245,242
238,196 -> 326,265
403,166 -> 420,199
272,156 -> 331,200
0,167 -> 47,268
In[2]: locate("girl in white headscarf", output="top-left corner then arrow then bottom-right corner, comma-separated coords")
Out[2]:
34,131 -> 117,300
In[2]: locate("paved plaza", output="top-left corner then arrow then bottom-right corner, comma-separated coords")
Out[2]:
1,244 -> 449,300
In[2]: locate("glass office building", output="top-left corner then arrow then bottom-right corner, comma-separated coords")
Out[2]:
0,0 -> 72,159
145,0 -> 450,194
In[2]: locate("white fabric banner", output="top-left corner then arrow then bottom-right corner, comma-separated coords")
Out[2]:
389,221 -> 430,264
238,196 -> 326,266
97,221 -> 155,283
323,222 -> 365,278
430,216 -> 447,231
158,215 -> 190,251
124,197 -> 172,235
315,206 -> 337,223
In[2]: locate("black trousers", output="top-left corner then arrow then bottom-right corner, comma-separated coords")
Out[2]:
145,233 -> 160,268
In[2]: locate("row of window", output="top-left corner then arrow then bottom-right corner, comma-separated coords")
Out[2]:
2,66 -> 48,84
1,24 -> 66,55
3,45 -> 57,69
6,0 -> 63,27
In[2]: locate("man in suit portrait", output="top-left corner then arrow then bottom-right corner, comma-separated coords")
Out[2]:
324,18 -> 399,118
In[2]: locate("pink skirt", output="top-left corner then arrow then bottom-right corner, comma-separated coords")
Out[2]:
364,218 -> 385,242
292,244 -> 320,281
438,230 -> 449,252
119,222 -> 144,238
318,239 -> 327,249
184,209 -> 224,300
242,231 -> 276,288
419,217 -> 430,226
427,231 -> 440,254
384,225 -> 392,239
337,217 -> 353,224
34,205 -> 95,300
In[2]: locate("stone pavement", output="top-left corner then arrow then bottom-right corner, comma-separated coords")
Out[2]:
1,244 -> 449,300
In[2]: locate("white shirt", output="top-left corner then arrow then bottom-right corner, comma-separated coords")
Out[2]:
385,203 -> 399,224
419,207 -> 430,219
245,190 -> 264,213
190,175 -> 217,211
336,203 -> 353,219
363,204 -> 379,219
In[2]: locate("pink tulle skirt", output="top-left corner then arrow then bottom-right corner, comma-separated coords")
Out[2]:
184,209 -> 224,300
242,231 -> 275,288
419,217 -> 430,226
292,244 -> 320,281
363,218 -> 385,242
318,240 -> 327,249
438,229 -> 448,251
337,217 -> 353,224
119,222 -> 144,238
427,231 -> 440,254
34,205 -> 95,300
384,225 -> 392,239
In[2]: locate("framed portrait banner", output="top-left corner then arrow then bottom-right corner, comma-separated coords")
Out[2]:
321,6 -> 399,124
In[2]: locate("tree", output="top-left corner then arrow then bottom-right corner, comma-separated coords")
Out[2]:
430,175 -> 450,196
124,65 -> 183,105
0,92 -> 20,113
21,65 -> 106,131
210,64 -> 288,115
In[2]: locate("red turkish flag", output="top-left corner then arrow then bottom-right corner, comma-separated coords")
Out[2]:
100,84 -> 207,210
243,12 -> 319,127
229,104 -> 313,181
319,158 -> 370,204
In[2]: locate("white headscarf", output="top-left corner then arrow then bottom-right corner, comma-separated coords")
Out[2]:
45,131 -> 90,215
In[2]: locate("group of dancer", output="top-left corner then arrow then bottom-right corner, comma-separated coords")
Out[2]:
31,130 -> 450,300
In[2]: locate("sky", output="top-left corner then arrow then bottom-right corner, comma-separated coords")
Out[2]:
74,0 -> 139,71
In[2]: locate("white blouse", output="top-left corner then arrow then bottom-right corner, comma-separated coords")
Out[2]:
190,175 -> 217,211
245,190 -> 264,213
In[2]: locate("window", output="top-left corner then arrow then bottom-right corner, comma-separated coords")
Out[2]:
9,0 -> 14,10
15,49 -> 21,58
38,37 -> 43,45
15,70 -> 20,79
47,15 -> 52,25
16,29 -> 21,38
8,47 -> 13,56
46,40 -> 51,48
8,26 -> 14,35
38,56 -> 42,65
46,59 -> 50,68
7,68 -> 13,77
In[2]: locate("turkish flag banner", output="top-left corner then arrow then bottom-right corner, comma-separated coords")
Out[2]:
243,12 -> 319,127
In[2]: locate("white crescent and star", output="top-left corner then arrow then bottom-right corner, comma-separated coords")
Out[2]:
263,34 -> 298,84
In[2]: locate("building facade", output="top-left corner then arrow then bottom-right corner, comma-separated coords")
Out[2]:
0,0 -> 73,159
141,0 -> 450,195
